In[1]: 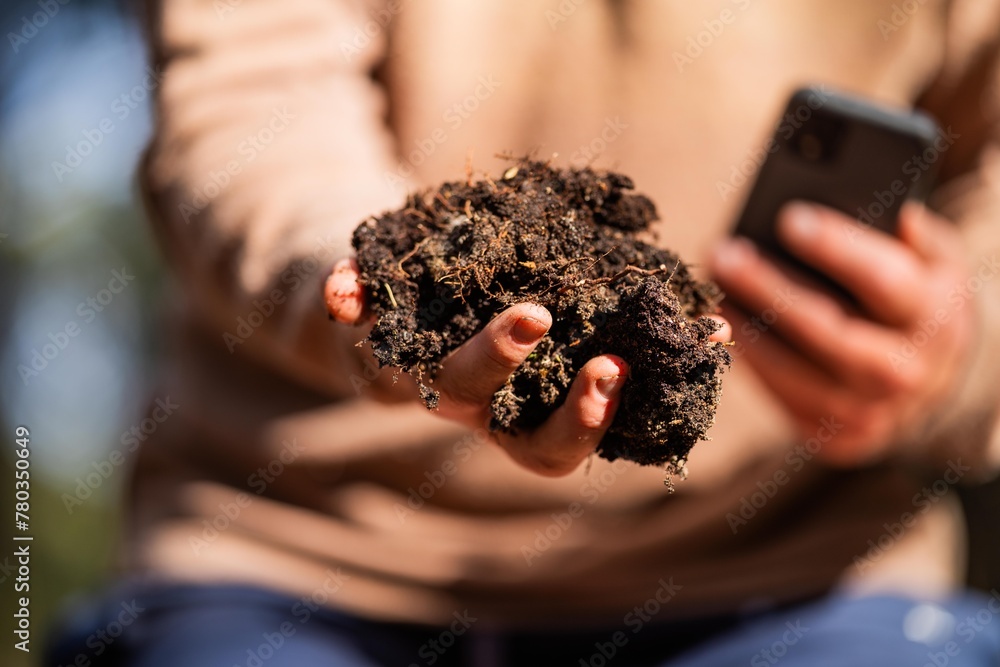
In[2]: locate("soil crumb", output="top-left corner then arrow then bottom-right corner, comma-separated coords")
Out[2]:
350,159 -> 730,479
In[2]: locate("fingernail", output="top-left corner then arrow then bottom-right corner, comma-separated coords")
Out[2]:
512,316 -> 548,344
785,203 -> 820,240
597,375 -> 624,399
327,272 -> 360,297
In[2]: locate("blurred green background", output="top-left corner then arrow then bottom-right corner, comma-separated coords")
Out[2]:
1,2 -> 165,665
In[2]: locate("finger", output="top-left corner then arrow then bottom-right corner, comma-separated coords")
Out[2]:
704,315 -> 732,343
726,307 -> 877,425
499,355 -> 627,477
434,303 -> 552,422
725,308 -> 894,464
897,202 -> 963,265
324,258 -> 368,324
712,238 -> 917,395
776,202 -> 926,325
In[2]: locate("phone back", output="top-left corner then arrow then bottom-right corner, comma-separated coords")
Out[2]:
733,87 -> 941,292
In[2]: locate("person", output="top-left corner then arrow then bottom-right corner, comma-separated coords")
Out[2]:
46,0 -> 1000,665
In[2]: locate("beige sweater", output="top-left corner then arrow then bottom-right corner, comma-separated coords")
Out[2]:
129,0 -> 1000,626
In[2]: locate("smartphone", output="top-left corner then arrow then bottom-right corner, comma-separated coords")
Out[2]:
732,86 -> 942,298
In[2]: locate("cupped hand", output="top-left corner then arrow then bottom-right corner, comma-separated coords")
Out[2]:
326,258 -> 731,476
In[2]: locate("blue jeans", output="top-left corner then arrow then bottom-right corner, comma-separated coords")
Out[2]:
45,583 -> 1000,666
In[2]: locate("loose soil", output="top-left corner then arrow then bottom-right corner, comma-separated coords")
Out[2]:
350,159 -> 730,481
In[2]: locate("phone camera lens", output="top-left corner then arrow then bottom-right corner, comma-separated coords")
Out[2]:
798,133 -> 824,161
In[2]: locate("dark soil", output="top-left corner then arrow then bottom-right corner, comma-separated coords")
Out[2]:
350,160 -> 730,479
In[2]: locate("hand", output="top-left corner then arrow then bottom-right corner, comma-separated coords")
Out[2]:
710,201 -> 975,466
325,258 -> 732,476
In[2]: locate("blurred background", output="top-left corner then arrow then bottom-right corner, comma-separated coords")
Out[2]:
1,1 -> 164,665
1,3 -> 999,667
